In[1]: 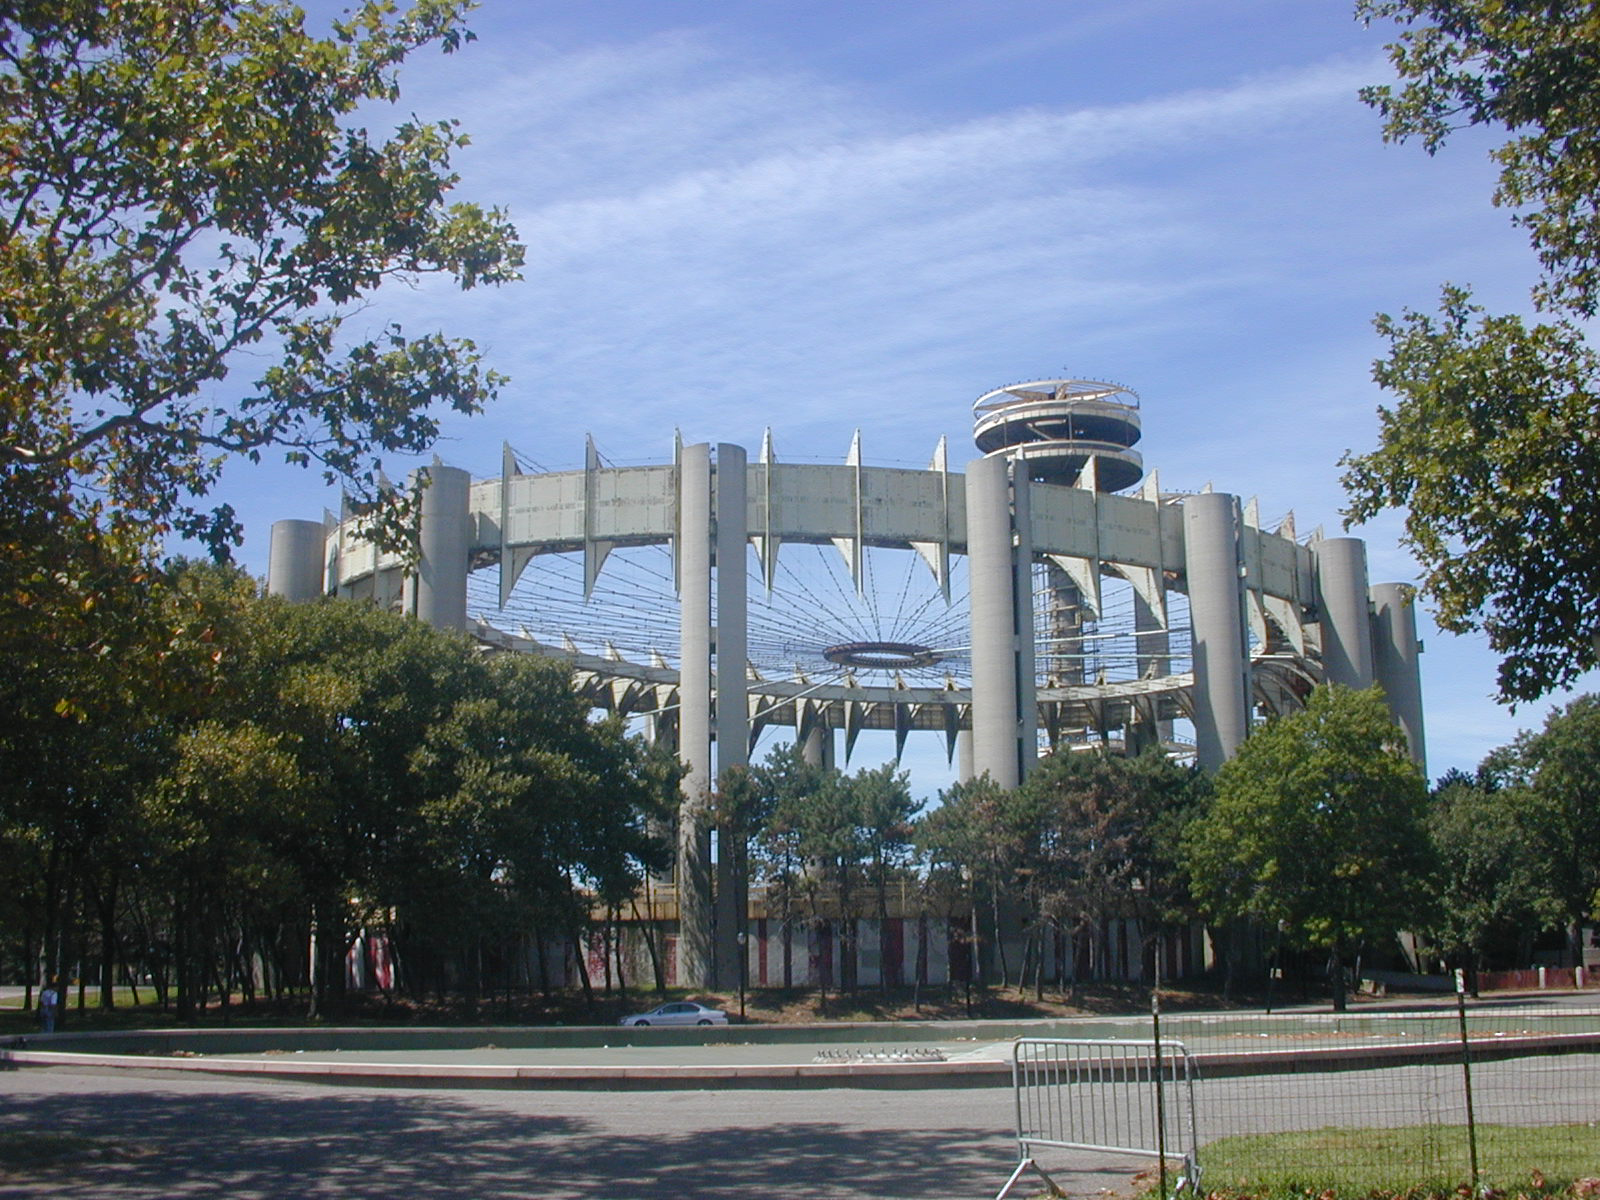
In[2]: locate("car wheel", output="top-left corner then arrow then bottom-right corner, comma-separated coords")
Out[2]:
635,1020 -> 649,1027
697,1019 -> 712,1025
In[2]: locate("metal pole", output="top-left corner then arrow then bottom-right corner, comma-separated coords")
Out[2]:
1455,969 -> 1480,1193
737,930 -> 748,1022
1152,986 -> 1168,1200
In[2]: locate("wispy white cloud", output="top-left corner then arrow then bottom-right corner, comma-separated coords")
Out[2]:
373,44 -> 1399,467
225,16 -> 1557,778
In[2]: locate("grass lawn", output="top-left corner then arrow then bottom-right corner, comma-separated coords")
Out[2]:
0,986 -> 149,1014
1196,1124 -> 1600,1198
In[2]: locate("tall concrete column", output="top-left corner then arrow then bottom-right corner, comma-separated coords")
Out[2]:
676,443 -> 714,988
713,443 -> 749,989
267,519 -> 326,602
1011,474 -> 1038,770
1184,493 -> 1251,771
1371,582 -> 1426,772
801,726 -> 835,770
966,456 -> 1023,789
1315,537 -> 1375,690
405,463 -> 471,631
956,729 -> 974,783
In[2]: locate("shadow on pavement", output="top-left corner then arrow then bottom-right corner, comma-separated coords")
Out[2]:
0,1080 -> 1130,1199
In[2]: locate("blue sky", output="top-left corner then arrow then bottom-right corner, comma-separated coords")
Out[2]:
210,0 -> 1589,793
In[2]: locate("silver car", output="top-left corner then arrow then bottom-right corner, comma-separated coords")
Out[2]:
618,1001 -> 728,1027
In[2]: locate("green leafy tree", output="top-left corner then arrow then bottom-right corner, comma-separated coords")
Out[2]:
143,719 -> 306,1021
1344,1 -> 1600,701
1016,749 -> 1207,994
1183,685 -> 1433,1010
1487,695 -> 1600,967
0,0 -> 522,555
850,763 -> 920,991
406,652 -> 675,1006
0,556 -> 254,1008
1425,768 -> 1558,989
917,775 -> 1031,987
749,744 -> 831,988
0,3 -> 523,998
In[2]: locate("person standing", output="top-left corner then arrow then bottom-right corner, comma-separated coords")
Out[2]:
38,978 -> 59,1034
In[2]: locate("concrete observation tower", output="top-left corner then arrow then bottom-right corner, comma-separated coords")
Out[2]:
267,379 -> 1426,989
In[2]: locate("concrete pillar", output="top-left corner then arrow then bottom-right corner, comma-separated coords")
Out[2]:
266,519 -> 326,602
1315,538 -> 1375,690
676,443 -> 714,988
405,464 -> 471,631
1184,493 -> 1251,770
1371,582 -> 1426,772
966,456 -> 1022,789
714,443 -> 750,989
955,729 -> 974,784
801,726 -> 835,770
1011,475 -> 1038,771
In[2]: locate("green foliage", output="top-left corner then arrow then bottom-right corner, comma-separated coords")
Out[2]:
746,747 -> 919,989
1347,1 -> 1600,701
1499,695 -> 1600,958
1359,0 -> 1600,316
916,751 -> 1205,988
0,0 -> 523,555
1183,685 -> 1432,970
1015,748 -> 1206,951
0,562 -> 674,1016
1425,768 -> 1560,968
1340,287 -> 1600,701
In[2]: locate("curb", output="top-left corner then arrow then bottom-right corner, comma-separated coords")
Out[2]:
5,1030 -> 1598,1091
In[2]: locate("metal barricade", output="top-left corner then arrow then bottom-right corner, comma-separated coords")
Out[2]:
997,1038 -> 1201,1200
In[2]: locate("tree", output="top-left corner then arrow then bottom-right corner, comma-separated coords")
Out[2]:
1016,749 -> 1206,994
1489,695 -> 1600,968
917,775 -> 1031,988
749,744 -> 831,989
0,0 -> 523,556
1183,685 -> 1433,1010
850,763 -> 920,991
1343,1 -> 1600,702
1425,768 -> 1558,989
1340,288 -> 1600,702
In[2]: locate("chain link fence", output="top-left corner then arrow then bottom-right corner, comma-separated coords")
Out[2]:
1003,999 -> 1600,1197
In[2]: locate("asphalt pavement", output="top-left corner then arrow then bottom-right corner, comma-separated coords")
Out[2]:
4,1053 -> 1596,1199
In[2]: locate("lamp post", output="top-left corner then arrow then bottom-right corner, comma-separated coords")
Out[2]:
736,930 -> 748,1022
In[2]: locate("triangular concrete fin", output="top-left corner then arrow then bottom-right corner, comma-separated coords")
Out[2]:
1047,554 -> 1101,619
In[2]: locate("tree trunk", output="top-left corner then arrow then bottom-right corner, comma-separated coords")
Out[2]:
630,898 -> 665,994
1329,944 -> 1347,1013
571,928 -> 595,1013
96,881 -> 119,1010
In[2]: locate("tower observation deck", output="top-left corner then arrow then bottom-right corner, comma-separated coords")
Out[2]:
972,378 -> 1143,492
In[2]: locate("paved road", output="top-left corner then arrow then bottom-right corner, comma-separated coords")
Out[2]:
4,1054 -> 1596,1200
0,1066 -> 1137,1200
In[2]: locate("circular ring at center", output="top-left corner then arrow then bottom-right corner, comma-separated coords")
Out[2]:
822,641 -> 944,670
